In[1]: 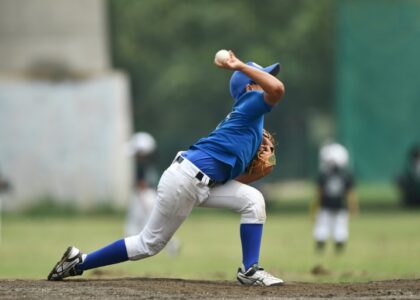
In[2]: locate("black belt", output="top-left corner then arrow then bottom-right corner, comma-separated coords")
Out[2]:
175,156 -> 217,187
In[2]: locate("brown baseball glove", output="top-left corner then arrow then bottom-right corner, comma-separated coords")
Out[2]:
236,129 -> 276,184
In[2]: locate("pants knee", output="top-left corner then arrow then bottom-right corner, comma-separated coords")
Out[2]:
240,188 -> 266,224
314,227 -> 330,241
334,229 -> 348,242
125,231 -> 168,261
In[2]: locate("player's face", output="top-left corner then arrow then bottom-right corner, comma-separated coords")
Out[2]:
246,83 -> 263,92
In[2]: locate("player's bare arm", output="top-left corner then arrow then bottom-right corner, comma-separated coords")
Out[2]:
215,50 -> 285,106
310,189 -> 322,222
346,189 -> 359,216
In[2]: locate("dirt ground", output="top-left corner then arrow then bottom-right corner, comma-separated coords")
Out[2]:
1,278 -> 420,299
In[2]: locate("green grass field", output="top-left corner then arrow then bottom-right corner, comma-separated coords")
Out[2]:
0,183 -> 419,282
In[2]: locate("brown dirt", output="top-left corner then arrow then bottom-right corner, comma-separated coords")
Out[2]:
1,278 -> 420,299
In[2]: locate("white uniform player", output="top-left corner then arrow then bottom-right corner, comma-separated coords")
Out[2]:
125,132 -> 180,256
313,142 -> 357,253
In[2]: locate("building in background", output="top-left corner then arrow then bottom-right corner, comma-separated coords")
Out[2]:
0,0 -> 132,210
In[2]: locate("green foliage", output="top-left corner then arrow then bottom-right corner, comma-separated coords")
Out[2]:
19,196 -> 124,218
108,0 -> 335,177
21,196 -> 78,217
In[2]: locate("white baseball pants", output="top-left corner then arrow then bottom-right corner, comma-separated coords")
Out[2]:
125,187 -> 156,236
125,155 -> 266,260
313,208 -> 349,243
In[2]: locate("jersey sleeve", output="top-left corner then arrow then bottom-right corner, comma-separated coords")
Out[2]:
235,91 -> 273,119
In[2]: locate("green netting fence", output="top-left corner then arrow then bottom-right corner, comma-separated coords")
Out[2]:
336,0 -> 420,181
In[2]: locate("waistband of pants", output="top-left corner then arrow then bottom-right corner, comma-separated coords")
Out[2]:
173,155 -> 217,187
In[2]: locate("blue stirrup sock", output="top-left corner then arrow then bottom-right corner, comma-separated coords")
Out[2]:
77,239 -> 128,271
240,223 -> 263,270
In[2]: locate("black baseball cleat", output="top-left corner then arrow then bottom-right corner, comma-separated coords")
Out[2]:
237,264 -> 284,286
48,246 -> 84,281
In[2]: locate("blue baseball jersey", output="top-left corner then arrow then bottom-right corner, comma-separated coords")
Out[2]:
189,90 -> 273,181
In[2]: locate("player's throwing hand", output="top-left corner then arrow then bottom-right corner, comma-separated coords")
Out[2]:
214,50 -> 243,70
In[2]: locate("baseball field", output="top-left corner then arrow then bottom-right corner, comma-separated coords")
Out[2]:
1,183 -> 420,299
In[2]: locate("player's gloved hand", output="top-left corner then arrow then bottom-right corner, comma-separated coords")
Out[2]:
236,129 -> 276,184
248,129 -> 276,175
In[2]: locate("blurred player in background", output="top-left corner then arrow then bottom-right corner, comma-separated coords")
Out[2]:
311,142 -> 358,254
397,144 -> 420,207
125,132 -> 180,256
0,168 -> 11,194
0,167 -> 11,242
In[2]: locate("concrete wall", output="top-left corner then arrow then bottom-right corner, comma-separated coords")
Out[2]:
0,0 -> 134,210
0,0 -> 109,73
0,73 -> 132,210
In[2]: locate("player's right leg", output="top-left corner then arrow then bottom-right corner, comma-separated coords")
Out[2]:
313,208 -> 332,253
48,246 -> 84,280
48,160 -> 202,280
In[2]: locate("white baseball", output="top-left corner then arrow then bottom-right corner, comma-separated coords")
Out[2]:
215,49 -> 230,64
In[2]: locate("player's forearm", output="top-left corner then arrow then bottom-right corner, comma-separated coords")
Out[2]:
316,191 -> 322,208
237,63 -> 285,100
310,199 -> 320,220
346,190 -> 359,214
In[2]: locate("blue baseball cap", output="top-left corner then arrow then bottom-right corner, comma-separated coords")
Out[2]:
229,62 -> 280,101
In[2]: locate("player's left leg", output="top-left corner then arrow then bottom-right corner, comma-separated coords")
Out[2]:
200,180 -> 265,268
200,180 -> 283,286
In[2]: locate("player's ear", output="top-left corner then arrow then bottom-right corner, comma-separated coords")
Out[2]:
245,84 -> 252,92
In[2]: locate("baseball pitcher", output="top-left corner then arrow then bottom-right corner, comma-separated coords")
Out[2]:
48,50 -> 285,286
